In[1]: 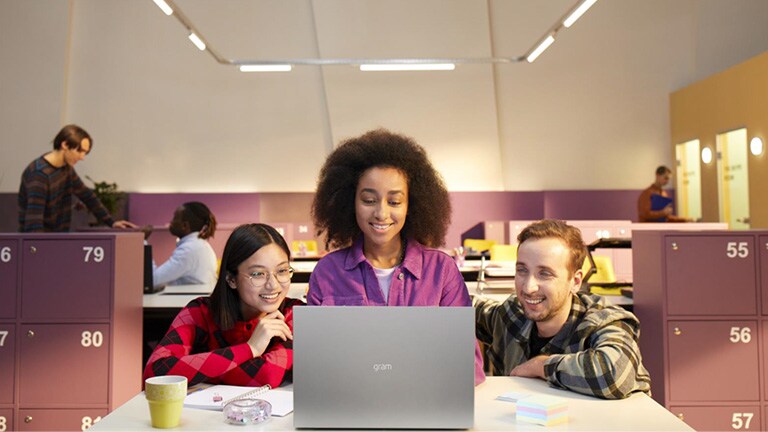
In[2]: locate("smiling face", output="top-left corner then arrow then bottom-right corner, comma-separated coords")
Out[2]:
515,237 -> 582,337
63,138 -> 90,167
229,243 -> 292,320
355,166 -> 409,252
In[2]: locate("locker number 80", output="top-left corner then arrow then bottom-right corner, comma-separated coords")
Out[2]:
81,331 -> 104,347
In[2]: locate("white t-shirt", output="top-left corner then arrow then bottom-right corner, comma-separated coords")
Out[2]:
372,266 -> 397,302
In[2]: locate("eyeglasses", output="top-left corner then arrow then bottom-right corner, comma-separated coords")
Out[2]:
243,267 -> 294,288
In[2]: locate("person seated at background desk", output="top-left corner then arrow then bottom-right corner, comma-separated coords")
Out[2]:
637,165 -> 691,222
306,128 -> 485,385
474,219 -> 651,399
18,124 -> 137,232
146,201 -> 218,288
144,223 -> 305,387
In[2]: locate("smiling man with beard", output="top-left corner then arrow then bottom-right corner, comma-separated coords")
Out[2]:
474,219 -> 651,399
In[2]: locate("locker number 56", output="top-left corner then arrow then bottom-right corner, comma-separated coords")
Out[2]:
726,242 -> 749,258
729,327 -> 751,344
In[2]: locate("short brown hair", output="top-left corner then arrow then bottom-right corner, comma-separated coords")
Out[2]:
517,219 -> 587,275
53,124 -> 92,152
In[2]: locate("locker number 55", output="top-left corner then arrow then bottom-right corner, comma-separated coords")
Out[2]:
726,242 -> 749,258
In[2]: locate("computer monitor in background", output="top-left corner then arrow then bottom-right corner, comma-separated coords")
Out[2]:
144,244 -> 164,293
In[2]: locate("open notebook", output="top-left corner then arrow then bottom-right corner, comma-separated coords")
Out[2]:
184,384 -> 293,416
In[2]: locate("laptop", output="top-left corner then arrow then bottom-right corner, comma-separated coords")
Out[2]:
143,244 -> 165,294
293,306 -> 475,430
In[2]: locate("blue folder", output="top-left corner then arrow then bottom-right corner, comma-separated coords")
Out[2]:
649,194 -> 673,222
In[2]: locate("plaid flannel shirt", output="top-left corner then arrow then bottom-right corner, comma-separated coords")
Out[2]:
475,292 -> 651,399
144,296 -> 304,387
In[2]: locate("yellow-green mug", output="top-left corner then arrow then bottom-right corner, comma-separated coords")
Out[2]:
145,375 -> 187,428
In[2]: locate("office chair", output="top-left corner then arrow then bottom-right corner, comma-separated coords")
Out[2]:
292,240 -> 318,256
463,238 -> 497,255
490,244 -> 517,262
581,254 -> 628,295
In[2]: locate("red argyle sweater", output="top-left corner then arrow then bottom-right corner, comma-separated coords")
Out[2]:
143,296 -> 304,387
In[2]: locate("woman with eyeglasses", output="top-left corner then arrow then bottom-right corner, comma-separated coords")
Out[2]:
307,129 -> 485,385
143,223 -> 304,387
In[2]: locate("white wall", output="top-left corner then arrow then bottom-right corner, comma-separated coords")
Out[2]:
1,0 -> 768,193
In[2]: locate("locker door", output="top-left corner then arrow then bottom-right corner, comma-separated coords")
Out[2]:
665,236 -> 756,315
0,239 -> 18,319
668,321 -> 759,401
21,239 -> 111,320
19,324 -> 109,405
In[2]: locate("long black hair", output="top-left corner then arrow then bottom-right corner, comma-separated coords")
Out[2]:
209,223 -> 291,330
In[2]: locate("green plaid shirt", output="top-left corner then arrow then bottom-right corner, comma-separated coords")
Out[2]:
475,292 -> 651,399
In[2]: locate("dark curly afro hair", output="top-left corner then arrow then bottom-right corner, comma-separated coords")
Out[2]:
312,128 -> 451,250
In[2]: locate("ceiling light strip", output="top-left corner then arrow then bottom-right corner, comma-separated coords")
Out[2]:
563,0 -> 598,28
187,32 -> 206,51
240,64 -> 293,72
360,63 -> 455,72
526,35 -> 555,63
152,0 -> 173,16
157,0 -> 594,69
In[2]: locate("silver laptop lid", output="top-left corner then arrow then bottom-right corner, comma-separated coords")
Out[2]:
293,306 -> 475,430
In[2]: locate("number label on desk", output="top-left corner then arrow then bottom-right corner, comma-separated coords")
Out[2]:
732,412 -> 754,429
0,247 -> 10,263
726,242 -> 749,258
81,331 -> 104,348
82,246 -> 105,263
730,327 -> 752,343
81,415 -> 102,430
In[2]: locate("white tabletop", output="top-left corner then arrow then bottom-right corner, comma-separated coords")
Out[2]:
90,376 -> 691,431
144,283 -> 630,309
143,284 -> 310,308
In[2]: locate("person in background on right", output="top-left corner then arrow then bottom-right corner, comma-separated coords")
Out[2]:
146,201 -> 218,288
637,165 -> 691,222
474,219 -> 651,399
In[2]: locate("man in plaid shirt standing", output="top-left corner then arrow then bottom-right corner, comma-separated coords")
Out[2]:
474,219 -> 651,399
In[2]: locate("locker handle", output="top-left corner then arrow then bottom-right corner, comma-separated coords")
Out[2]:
29,246 -> 37,254
25,415 -> 33,423
27,330 -> 35,338
673,327 -> 681,336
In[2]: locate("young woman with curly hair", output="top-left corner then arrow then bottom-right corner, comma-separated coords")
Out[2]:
307,128 -> 485,385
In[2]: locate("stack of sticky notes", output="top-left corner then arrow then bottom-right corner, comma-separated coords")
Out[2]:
515,395 -> 569,426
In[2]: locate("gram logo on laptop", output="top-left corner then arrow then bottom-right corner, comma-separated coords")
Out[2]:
293,306 -> 475,430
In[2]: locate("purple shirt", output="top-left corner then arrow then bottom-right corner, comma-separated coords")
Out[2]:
308,237 -> 486,385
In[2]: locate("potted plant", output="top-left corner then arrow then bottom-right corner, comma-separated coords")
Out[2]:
85,175 -> 127,225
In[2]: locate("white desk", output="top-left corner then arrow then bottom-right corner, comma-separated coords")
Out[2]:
144,284 -> 310,308
144,283 -> 630,309
89,376 -> 692,431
